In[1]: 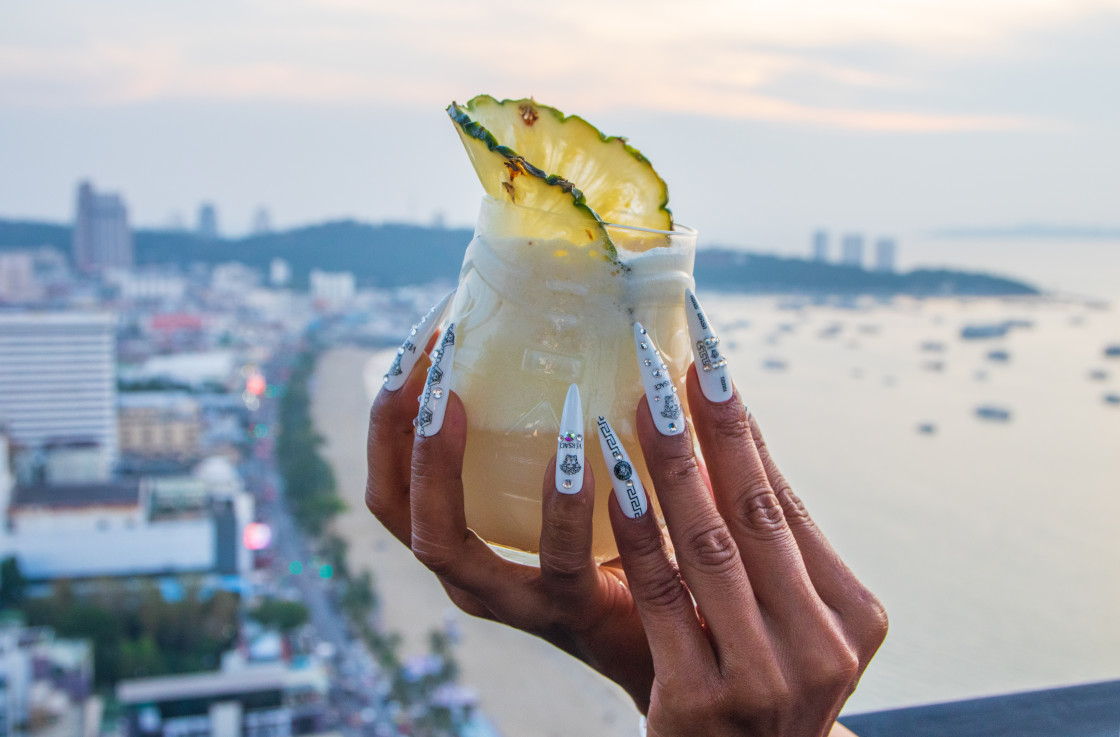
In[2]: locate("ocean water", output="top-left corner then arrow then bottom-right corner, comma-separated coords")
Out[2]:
700,292 -> 1120,712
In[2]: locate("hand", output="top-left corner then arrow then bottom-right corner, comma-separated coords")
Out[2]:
365,350 -> 656,709
608,367 -> 888,737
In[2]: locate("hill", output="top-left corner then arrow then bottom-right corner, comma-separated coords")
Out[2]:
0,218 -> 1038,296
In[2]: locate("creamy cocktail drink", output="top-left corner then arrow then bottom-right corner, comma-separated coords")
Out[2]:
440,96 -> 697,561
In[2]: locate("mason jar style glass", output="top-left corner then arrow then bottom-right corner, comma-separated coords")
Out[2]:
446,196 -> 697,562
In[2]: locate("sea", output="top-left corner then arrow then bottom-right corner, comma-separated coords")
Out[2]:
341,235 -> 1120,723
697,235 -> 1120,712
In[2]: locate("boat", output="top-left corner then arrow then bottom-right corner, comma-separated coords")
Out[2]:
975,405 -> 1012,422
987,350 -> 1011,362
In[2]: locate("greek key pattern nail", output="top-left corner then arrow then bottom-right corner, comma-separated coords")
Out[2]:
383,289 -> 456,391
597,416 -> 648,519
685,287 -> 733,403
415,324 -> 455,437
633,322 -> 684,436
555,383 -> 584,494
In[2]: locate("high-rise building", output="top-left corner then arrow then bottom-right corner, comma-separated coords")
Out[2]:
269,258 -> 291,287
812,230 -> 829,262
251,207 -> 272,235
874,237 -> 897,273
197,203 -> 219,239
73,181 -> 133,274
0,312 -> 118,474
841,234 -> 864,268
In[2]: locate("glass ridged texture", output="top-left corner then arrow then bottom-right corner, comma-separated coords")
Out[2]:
446,197 -> 697,562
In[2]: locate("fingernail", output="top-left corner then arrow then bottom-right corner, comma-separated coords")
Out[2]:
596,416 -> 648,519
685,288 -> 733,403
633,322 -> 684,436
415,324 -> 456,437
384,289 -> 455,391
555,384 -> 584,494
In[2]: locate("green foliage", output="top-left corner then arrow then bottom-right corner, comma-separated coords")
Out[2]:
340,570 -> 378,623
0,557 -> 26,608
19,578 -> 239,688
249,599 -> 310,633
276,351 -> 347,537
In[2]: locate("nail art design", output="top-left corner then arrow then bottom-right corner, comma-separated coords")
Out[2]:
383,289 -> 456,391
633,322 -> 684,436
685,288 -> 733,403
415,324 -> 456,437
597,416 -> 648,519
555,384 -> 584,494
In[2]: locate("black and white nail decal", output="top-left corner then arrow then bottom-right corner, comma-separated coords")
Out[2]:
555,383 -> 584,494
685,288 -> 733,403
633,322 -> 684,436
415,324 -> 456,437
597,416 -> 648,519
384,289 -> 455,391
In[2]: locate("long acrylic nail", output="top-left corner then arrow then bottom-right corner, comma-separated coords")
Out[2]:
555,384 -> 584,494
633,322 -> 684,436
685,288 -> 733,403
383,289 -> 455,391
596,416 -> 648,519
415,324 -> 456,437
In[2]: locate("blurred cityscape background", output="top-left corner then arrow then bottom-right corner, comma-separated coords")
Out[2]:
1,1 -> 1119,736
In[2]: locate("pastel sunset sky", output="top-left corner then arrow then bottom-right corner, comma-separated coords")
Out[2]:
2,0 -> 1118,250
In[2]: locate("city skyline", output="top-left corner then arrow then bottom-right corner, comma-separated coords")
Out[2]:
2,1 -> 1119,252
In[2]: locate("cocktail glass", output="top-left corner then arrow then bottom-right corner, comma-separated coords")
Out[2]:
445,195 -> 697,563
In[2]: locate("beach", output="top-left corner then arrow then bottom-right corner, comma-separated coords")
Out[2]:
311,346 -> 641,737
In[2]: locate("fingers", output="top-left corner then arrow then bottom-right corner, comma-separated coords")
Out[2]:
365,352 -> 430,546
409,391 -> 533,601
607,481 -> 711,671
632,398 -> 765,657
365,298 -> 451,544
686,368 -> 823,620
747,413 -> 888,651
539,457 -> 599,609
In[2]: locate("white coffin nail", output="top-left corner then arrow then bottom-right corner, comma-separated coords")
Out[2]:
596,416 -> 648,519
633,322 -> 684,436
383,289 -> 455,391
685,288 -> 733,403
415,324 -> 456,437
555,384 -> 584,494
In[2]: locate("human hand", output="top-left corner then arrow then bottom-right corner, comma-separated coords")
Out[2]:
365,307 -> 656,709
605,310 -> 888,736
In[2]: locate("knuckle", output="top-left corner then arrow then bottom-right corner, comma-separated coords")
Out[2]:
710,401 -> 752,440
658,444 -> 702,484
410,533 -> 458,576
773,484 -> 812,527
857,591 -> 890,650
682,517 -> 740,573
364,480 -> 387,519
806,632 -> 861,691
731,484 -> 788,539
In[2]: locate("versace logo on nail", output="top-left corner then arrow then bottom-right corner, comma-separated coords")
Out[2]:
560,455 -> 582,476
613,461 -> 633,481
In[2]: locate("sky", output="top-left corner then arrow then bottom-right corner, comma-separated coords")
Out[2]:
2,0 -> 1119,252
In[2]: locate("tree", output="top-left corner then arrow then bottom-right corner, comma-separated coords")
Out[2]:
0,557 -> 26,608
249,599 -> 310,632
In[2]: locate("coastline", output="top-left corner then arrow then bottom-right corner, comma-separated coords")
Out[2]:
310,346 -> 640,737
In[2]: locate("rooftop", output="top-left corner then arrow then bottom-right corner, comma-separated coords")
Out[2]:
11,479 -> 141,510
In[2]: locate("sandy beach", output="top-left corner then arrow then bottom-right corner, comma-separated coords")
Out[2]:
311,346 -> 640,737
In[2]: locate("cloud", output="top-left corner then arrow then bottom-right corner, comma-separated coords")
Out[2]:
2,0 -> 1114,131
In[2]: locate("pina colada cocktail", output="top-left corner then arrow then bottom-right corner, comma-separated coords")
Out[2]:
440,96 -> 697,562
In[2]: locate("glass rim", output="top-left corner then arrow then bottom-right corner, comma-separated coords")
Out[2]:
603,220 -> 697,237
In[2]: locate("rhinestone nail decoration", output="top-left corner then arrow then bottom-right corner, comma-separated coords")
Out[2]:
555,384 -> 585,494
596,416 -> 647,519
383,289 -> 456,392
415,323 -> 456,437
633,321 -> 685,436
685,287 -> 734,403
